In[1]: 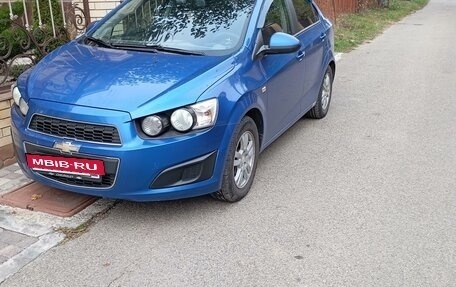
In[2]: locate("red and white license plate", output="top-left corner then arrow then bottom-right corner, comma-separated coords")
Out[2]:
26,154 -> 105,179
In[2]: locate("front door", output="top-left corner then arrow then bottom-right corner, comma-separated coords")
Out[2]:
259,0 -> 306,142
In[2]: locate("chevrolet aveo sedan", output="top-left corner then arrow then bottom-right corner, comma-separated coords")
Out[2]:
11,0 -> 335,202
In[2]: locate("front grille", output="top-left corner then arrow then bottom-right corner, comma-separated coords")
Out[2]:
42,174 -> 116,188
29,115 -> 121,144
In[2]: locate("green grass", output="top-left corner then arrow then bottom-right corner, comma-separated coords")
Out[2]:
334,0 -> 429,52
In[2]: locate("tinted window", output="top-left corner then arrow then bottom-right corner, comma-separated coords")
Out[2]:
291,0 -> 318,30
262,0 -> 291,43
265,0 -> 292,34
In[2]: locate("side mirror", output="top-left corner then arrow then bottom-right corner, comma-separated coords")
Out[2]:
256,32 -> 301,58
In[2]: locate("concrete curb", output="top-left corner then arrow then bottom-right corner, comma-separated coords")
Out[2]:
0,232 -> 64,284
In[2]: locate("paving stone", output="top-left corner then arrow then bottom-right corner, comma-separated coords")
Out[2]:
0,241 -> 8,250
0,244 -> 22,258
0,183 -> 17,195
4,164 -> 19,173
0,177 -> 8,186
0,179 -> 31,196
15,236 -> 38,249
0,255 -> 8,264
0,169 -> 8,177
4,173 -> 21,180
0,230 -> 30,245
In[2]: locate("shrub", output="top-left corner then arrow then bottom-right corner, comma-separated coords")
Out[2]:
0,2 -> 24,31
0,28 -> 24,60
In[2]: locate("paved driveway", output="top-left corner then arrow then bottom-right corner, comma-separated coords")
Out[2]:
3,0 -> 456,286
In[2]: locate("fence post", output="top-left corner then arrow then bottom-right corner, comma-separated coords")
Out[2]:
82,0 -> 91,24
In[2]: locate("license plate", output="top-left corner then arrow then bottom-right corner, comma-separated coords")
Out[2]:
26,154 -> 105,180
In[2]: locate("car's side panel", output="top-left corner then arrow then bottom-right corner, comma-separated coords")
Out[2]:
260,53 -> 305,143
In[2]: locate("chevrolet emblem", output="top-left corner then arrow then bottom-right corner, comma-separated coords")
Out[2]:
53,141 -> 81,154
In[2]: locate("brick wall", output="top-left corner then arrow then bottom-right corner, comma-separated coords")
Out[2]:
75,0 -> 121,21
0,92 -> 15,168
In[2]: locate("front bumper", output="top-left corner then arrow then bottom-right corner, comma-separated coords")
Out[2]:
11,99 -> 233,201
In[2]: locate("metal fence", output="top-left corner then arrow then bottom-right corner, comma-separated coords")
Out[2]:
0,0 -> 90,90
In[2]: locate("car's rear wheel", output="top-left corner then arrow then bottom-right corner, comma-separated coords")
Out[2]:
307,66 -> 334,119
212,116 -> 259,202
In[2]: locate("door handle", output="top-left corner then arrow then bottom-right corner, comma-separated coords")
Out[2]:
296,50 -> 305,61
320,33 -> 326,41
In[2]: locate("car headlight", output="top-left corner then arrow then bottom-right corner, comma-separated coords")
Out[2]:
19,98 -> 29,115
11,86 -> 29,116
140,98 -> 218,137
141,115 -> 169,136
12,86 -> 21,105
170,98 -> 218,132
191,98 -> 218,130
170,108 -> 195,132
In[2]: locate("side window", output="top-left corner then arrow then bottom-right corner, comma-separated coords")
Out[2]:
291,0 -> 318,31
263,0 -> 292,43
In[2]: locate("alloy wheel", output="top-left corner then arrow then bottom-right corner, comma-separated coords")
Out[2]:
233,131 -> 255,189
321,72 -> 331,110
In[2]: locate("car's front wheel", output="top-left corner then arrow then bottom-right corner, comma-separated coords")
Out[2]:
212,116 -> 259,202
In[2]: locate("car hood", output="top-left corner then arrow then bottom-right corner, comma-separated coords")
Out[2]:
22,42 -> 232,118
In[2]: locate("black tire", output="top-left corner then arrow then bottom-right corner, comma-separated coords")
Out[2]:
307,66 -> 334,119
212,116 -> 259,202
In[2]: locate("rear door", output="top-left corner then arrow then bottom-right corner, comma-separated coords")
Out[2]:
289,0 -> 326,111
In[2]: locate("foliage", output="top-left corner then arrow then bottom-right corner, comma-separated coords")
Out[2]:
0,2 -> 24,31
0,2 -> 26,61
10,63 -> 30,79
334,0 -> 429,52
0,28 -> 25,60
33,0 -> 64,29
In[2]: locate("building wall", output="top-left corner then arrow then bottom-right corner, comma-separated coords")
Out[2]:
74,0 -> 121,21
0,93 -> 15,168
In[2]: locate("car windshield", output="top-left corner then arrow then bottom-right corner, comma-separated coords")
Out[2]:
90,0 -> 256,55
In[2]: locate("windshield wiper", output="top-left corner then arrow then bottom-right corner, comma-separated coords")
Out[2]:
85,36 -> 114,48
88,40 -> 205,55
145,44 -> 205,56
110,42 -> 159,53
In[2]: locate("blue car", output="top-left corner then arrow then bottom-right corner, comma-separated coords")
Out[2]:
11,0 -> 335,202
